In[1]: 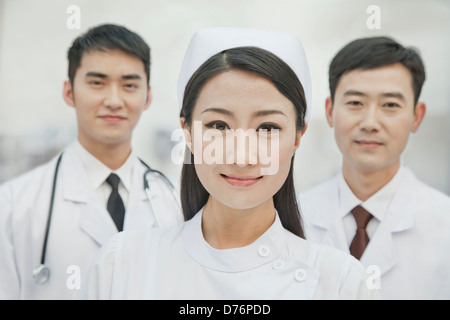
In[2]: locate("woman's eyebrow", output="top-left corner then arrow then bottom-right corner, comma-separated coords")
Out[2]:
201,107 -> 233,116
200,108 -> 287,117
252,110 -> 287,117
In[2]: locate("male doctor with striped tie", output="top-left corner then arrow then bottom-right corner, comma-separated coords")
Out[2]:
299,36 -> 450,299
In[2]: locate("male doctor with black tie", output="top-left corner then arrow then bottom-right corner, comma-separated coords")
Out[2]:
0,24 -> 183,299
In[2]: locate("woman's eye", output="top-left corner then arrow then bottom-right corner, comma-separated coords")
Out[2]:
205,121 -> 229,131
258,123 -> 280,132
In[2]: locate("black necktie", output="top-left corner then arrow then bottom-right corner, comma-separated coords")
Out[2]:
106,173 -> 125,231
349,205 -> 373,260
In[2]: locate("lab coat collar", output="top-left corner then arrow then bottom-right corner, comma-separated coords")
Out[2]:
309,175 -> 340,231
134,158 -> 150,201
363,167 -> 403,223
60,143 -> 118,245
379,166 -> 417,232
138,166 -> 162,201
359,168 -> 414,275
360,221 -> 397,276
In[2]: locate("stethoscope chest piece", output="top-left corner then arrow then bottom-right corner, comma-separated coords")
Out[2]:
33,264 -> 50,285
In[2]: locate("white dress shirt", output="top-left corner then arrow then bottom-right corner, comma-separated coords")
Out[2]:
339,166 -> 403,246
75,141 -> 134,209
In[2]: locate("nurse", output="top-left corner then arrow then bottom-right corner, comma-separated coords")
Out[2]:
81,27 -> 378,299
0,24 -> 183,299
299,36 -> 450,299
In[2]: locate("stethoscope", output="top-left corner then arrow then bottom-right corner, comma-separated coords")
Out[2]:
32,152 -> 180,285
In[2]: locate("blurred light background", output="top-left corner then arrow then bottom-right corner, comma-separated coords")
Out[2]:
0,0 -> 449,194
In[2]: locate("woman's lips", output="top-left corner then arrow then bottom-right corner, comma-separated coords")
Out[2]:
220,174 -> 263,187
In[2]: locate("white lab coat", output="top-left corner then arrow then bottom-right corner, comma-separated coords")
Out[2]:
81,208 -> 379,300
299,166 -> 450,299
0,143 -> 183,299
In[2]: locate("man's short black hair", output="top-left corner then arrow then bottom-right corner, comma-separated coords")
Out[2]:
329,36 -> 425,104
67,24 -> 151,85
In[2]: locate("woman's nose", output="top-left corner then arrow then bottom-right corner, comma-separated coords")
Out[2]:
231,129 -> 258,167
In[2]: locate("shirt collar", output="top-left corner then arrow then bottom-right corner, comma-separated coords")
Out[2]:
75,140 -> 135,192
338,166 -> 404,221
182,207 -> 284,272
338,172 -> 361,219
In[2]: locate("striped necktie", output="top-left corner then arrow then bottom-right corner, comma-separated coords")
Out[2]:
349,205 -> 373,260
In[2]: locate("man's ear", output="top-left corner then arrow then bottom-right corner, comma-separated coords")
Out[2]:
63,81 -> 75,107
325,96 -> 334,128
411,102 -> 426,133
143,85 -> 152,111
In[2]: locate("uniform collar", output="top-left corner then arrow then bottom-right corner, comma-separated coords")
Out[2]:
183,207 -> 285,272
338,165 -> 404,222
75,140 -> 134,192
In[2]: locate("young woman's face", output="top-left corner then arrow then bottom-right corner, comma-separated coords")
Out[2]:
183,69 -> 304,210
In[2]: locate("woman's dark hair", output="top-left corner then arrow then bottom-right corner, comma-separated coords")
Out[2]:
329,36 -> 426,105
67,24 -> 151,86
180,46 -> 306,238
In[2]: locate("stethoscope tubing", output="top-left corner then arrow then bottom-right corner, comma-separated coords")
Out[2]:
40,153 -> 63,265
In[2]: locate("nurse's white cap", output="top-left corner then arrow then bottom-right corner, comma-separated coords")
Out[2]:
177,27 -> 312,123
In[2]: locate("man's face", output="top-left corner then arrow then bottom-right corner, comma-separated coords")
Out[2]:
63,49 -> 151,148
326,63 -> 425,174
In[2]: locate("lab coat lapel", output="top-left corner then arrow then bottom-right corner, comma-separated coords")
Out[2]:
144,169 -> 182,227
360,220 -> 397,276
360,167 -> 418,276
60,143 -> 118,246
308,176 -> 350,253
77,199 -> 117,246
122,159 -> 154,230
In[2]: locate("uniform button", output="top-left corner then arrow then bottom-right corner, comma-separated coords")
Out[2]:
294,268 -> 307,282
257,245 -> 270,257
272,260 -> 285,270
